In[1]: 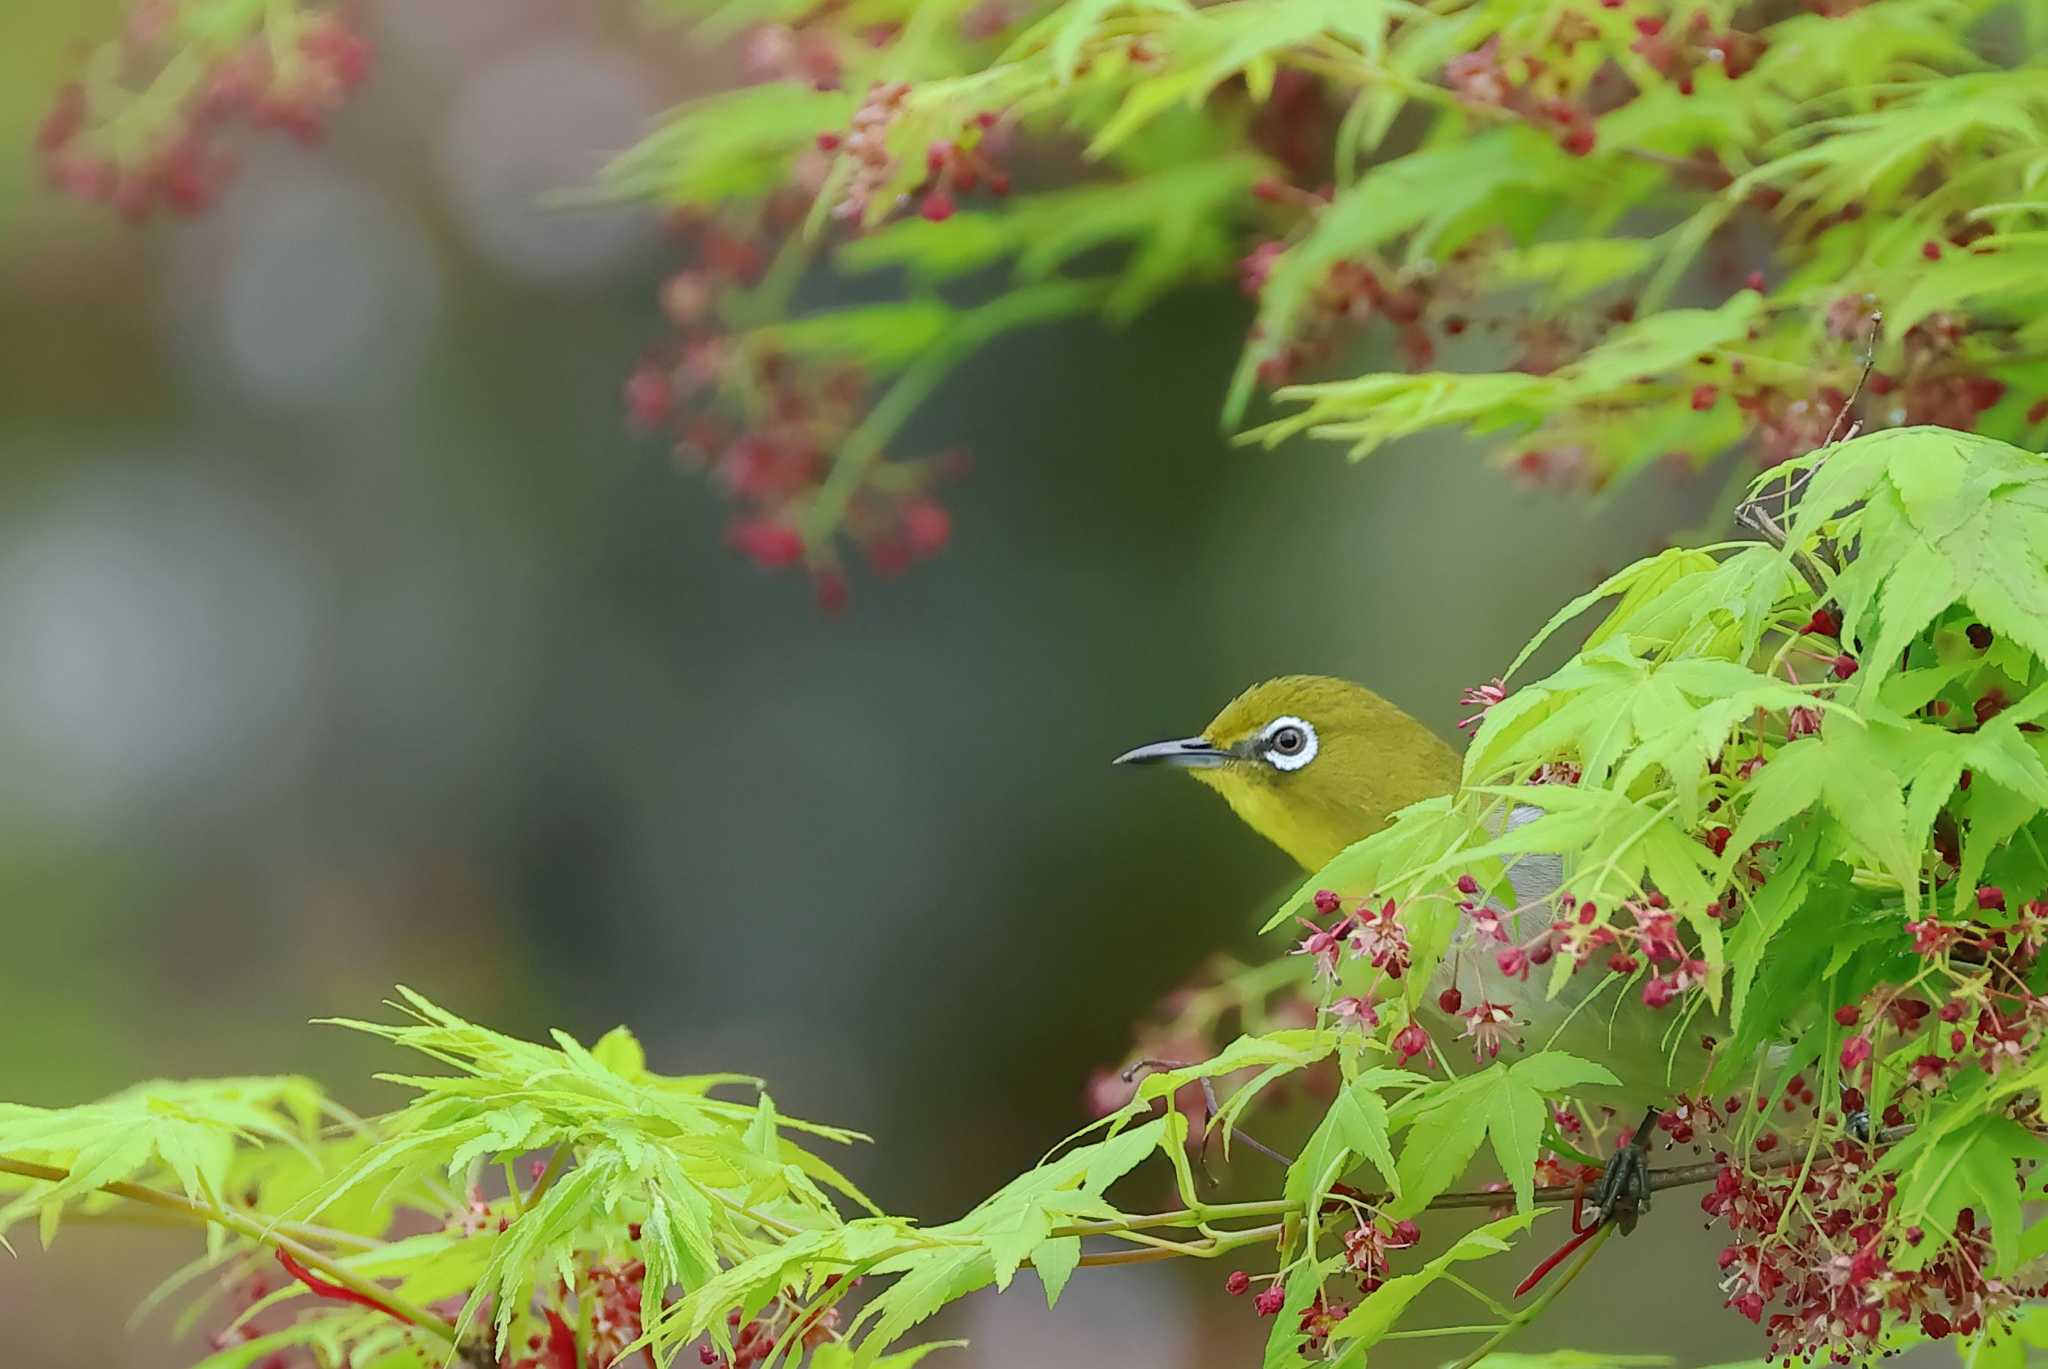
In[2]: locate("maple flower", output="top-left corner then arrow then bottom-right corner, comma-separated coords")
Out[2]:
1348,898 -> 1412,978
1632,904 -> 1686,963
1392,1022 -> 1431,1065
1330,995 -> 1379,1029
1292,918 -> 1346,979
1457,678 -> 1508,732
1461,1001 -> 1518,1060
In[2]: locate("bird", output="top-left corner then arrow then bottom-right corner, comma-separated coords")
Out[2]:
1115,674 -> 1712,1230
1112,674 -> 1463,873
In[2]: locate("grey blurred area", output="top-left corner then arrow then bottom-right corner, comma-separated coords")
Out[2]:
0,2 -> 1790,1365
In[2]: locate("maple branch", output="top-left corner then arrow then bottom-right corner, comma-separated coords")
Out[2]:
1052,1125 -> 1915,1268
0,1154 -> 473,1358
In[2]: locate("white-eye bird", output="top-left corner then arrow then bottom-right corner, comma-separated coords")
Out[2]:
1116,675 -> 1721,1224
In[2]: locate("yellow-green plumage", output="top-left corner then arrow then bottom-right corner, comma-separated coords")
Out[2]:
1120,673 -> 1720,1112
1187,676 -> 1462,870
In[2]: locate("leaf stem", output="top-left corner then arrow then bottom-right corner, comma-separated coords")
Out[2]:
1381,1323 -> 1510,1340
1051,1198 -> 1296,1238
796,282 -> 1106,550
708,1187 -> 804,1238
1072,1221 -> 1284,1268
522,1143 -> 571,1215
1447,1223 -> 1615,1369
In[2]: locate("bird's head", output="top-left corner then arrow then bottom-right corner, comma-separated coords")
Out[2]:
1115,675 -> 1462,872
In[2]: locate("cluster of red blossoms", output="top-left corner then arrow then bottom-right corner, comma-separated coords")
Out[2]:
688,1294 -> 842,1369
1699,885 -> 2048,1362
821,87 -> 1013,226
1239,235 -> 1453,388
625,210 -> 959,611
1227,1211 -> 1424,1340
1704,1135 -> 2038,1362
251,1170 -> 855,1369
39,1 -> 372,222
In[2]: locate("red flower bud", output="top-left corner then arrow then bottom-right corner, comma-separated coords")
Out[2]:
1801,608 -> 1841,638
1392,1023 -> 1431,1064
1833,1005 -> 1860,1026
1830,654 -> 1858,679
1967,623 -> 1993,650
1224,1270 -> 1251,1296
1438,988 -> 1463,1014
1840,1035 -> 1873,1070
1977,885 -> 2006,912
1254,1286 -> 1286,1316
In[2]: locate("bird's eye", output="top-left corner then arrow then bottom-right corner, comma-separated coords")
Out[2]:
1260,716 -> 1318,771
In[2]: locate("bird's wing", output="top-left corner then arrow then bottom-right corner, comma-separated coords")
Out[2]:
1477,803 -> 1729,1109
1500,803 -> 1565,911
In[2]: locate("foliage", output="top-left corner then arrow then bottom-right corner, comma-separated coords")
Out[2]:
27,0 -> 2048,1361
589,0 -> 2048,604
9,427 -> 2048,1365
44,1 -> 2048,607
37,0 -> 371,220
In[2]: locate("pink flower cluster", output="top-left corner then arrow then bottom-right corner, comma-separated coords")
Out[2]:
625,210 -> 961,611
40,2 -> 372,222
1704,1142 -> 2037,1362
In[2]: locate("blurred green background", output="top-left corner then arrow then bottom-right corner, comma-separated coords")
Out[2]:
0,3 -> 1795,1365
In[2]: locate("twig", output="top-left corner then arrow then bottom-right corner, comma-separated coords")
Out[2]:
1122,1058 -> 1299,1178
1073,1221 -> 1286,1268
1733,500 -> 1831,597
0,1155 -> 465,1350
1449,1224 -> 1615,1369
1733,310 -> 1879,591
1369,1123 -> 1914,1215
1823,310 -> 1883,448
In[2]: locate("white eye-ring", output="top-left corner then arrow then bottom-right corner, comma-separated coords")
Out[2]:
1260,716 -> 1318,771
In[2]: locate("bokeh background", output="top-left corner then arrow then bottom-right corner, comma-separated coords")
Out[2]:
0,3 -> 1803,1365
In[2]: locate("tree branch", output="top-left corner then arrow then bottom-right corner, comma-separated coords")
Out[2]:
0,1154 -> 470,1356
1733,499 -> 1831,597
1050,1125 -> 1913,1267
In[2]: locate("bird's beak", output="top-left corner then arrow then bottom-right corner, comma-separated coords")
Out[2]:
1112,736 -> 1233,769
